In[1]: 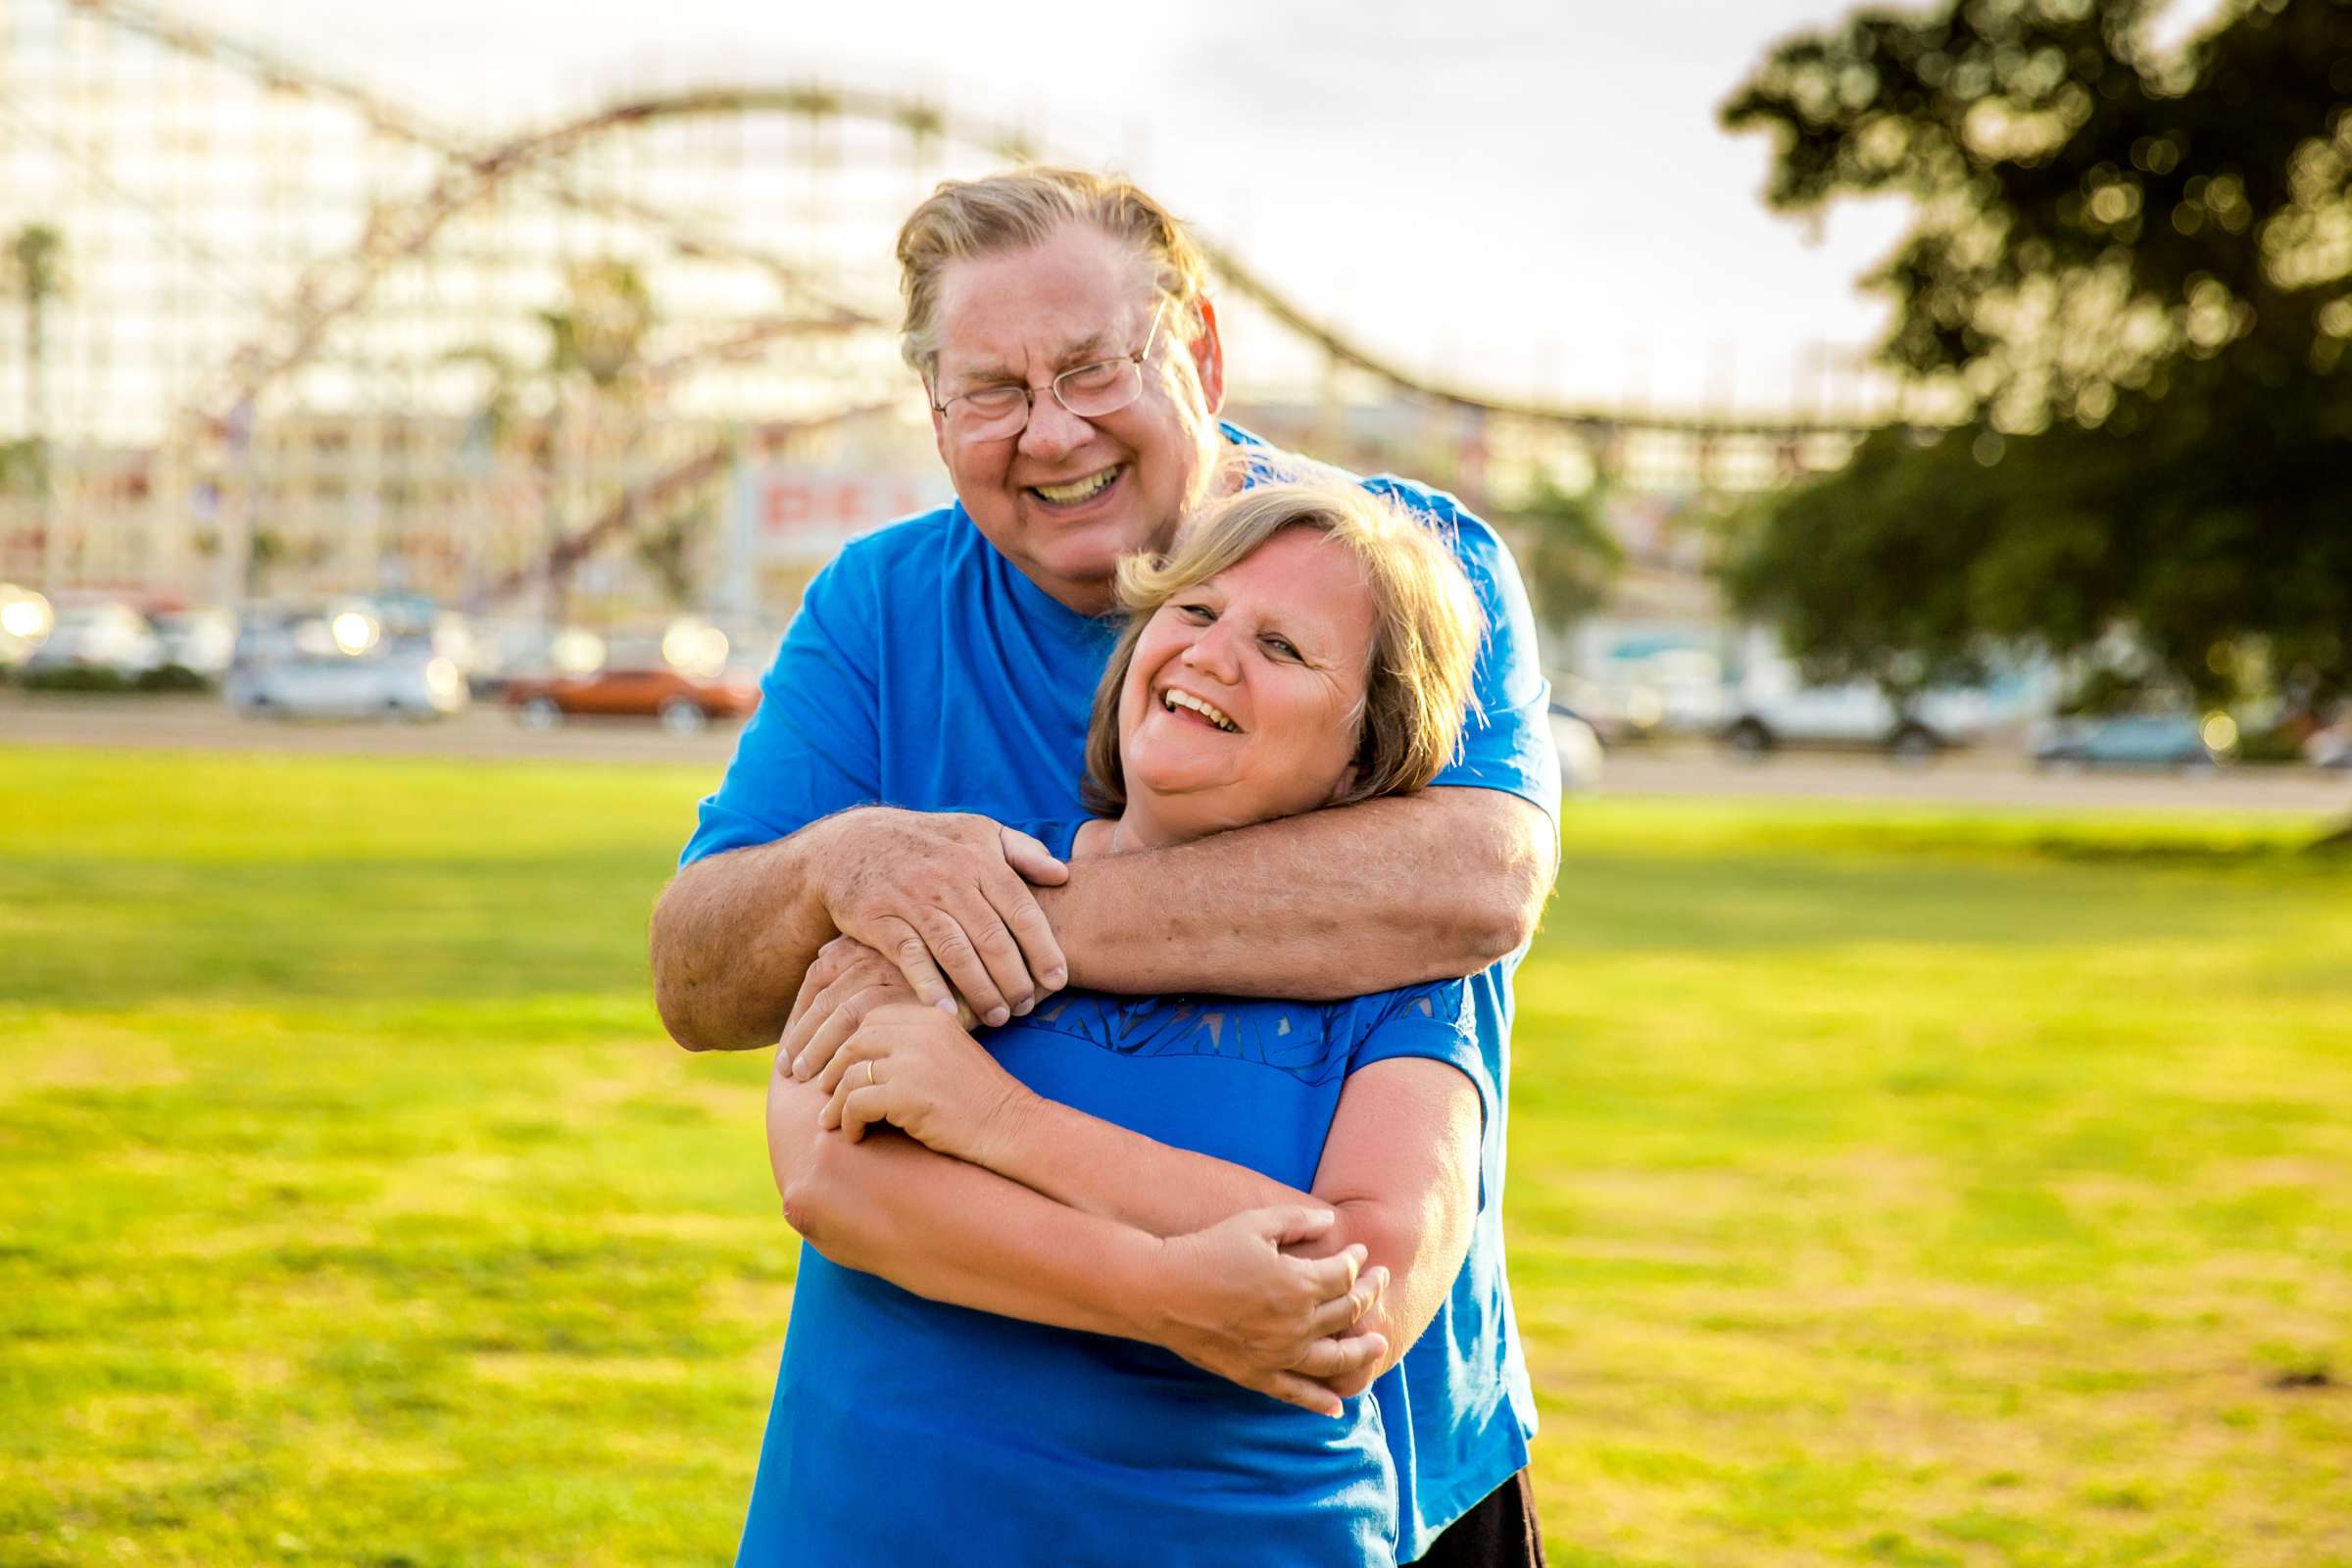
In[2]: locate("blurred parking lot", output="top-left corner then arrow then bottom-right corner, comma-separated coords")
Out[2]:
12,689 -> 2349,815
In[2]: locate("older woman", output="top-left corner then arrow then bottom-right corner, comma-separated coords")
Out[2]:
754,477 -> 1492,1566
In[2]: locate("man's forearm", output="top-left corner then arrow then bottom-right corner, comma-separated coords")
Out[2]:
651,831 -> 839,1053
1039,788 -> 1554,1001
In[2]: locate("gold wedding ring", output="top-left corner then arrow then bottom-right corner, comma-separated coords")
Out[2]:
863,1061 -> 876,1089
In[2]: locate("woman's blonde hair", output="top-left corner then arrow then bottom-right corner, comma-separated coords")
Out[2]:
894,166 -> 1212,376
1080,472 -> 1485,817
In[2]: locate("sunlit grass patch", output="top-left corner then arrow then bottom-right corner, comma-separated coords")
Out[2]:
3,747 -> 2347,1565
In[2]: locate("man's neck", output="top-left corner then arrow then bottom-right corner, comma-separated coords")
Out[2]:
1045,580 -> 1120,618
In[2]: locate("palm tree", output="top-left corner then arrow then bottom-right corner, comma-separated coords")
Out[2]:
540,258 -> 654,391
536,259 -> 656,620
6,224 -> 66,586
7,224 -> 64,443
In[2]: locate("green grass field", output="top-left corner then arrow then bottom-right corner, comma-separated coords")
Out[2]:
4,746 -> 2347,1567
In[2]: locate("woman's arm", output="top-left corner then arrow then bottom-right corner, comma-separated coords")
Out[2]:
814,1008 -> 1481,1381
767,1066 -> 1390,1415
999,1058 -> 1479,1381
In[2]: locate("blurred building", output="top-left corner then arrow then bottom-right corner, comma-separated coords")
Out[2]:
0,0 -> 1872,633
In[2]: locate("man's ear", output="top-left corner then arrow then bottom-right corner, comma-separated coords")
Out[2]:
925,384 -> 949,465
1188,297 -> 1226,415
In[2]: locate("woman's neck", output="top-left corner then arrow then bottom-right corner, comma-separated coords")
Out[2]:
1103,780 -> 1239,855
1068,816 -> 1184,862
1106,808 -> 1185,857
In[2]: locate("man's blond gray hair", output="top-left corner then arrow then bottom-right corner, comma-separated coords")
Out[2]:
894,166 -> 1212,377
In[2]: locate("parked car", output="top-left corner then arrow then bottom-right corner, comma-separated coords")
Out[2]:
150,608 -> 239,678
2305,721 -> 2351,770
2028,714 -> 2234,771
1548,701 -> 1605,793
502,666 -> 760,735
22,601 -> 163,679
1713,639 -> 2063,760
225,653 -> 468,720
1718,683 -> 1950,760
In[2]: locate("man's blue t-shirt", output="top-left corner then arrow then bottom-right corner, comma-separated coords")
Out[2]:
743,979 -> 1488,1566
685,425 -> 1560,1561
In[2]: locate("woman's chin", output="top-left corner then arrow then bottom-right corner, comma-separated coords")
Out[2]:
1120,739 -> 1231,795
1121,760 -> 1235,808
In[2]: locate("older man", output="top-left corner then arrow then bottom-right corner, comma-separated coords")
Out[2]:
652,168 -> 1557,1565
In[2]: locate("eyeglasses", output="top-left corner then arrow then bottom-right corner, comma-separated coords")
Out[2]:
929,299 -> 1169,441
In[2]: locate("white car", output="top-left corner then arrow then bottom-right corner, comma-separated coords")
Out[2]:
151,608 -> 239,676
225,653 -> 468,720
1719,682 -> 1950,759
22,601 -> 163,677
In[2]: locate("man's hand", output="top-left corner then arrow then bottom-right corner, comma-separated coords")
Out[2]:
1151,1205 -> 1392,1418
811,1003 -> 1038,1167
812,808 -> 1069,1026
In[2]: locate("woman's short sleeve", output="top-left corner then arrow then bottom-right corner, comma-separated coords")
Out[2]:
1340,979 -> 1495,1166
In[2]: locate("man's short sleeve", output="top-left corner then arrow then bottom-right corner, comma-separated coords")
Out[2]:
678,547 -> 885,868
1365,480 -> 1562,822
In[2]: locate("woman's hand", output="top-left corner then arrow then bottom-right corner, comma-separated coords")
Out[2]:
813,1003 -> 1038,1167
1152,1205 -> 1392,1418
782,934 -> 975,1082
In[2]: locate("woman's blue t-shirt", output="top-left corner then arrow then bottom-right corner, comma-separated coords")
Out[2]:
736,980 -> 1489,1567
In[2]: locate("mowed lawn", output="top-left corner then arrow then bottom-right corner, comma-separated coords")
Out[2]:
3,745 -> 2348,1568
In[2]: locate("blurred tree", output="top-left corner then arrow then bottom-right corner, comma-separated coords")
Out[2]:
541,259 -> 655,391
246,526 -> 286,594
537,259 -> 662,618
1720,0 -> 2352,712
632,496 -> 716,609
1511,479 -> 1625,635
0,438 -> 43,495
7,224 -> 65,586
5,224 -> 64,445
442,345 -> 523,449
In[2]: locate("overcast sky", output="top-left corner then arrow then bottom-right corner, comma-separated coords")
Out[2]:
170,0 -> 2222,417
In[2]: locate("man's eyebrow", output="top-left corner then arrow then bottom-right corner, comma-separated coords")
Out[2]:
943,332 -> 1112,388
1056,330 -> 1115,364
944,358 -> 1020,387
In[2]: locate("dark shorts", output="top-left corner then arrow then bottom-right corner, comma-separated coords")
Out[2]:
1408,1469 -> 1546,1568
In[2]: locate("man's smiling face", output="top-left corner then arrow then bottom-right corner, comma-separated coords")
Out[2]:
926,222 -> 1226,615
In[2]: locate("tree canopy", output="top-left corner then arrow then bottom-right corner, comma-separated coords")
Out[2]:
1720,0 -> 2352,710
1508,478 -> 1624,635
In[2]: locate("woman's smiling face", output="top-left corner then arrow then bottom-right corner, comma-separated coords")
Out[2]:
1114,526 -> 1377,846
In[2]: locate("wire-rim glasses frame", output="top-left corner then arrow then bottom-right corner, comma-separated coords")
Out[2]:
928,297 -> 1172,441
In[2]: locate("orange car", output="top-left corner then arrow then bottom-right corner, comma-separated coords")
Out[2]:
504,666 -> 760,734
